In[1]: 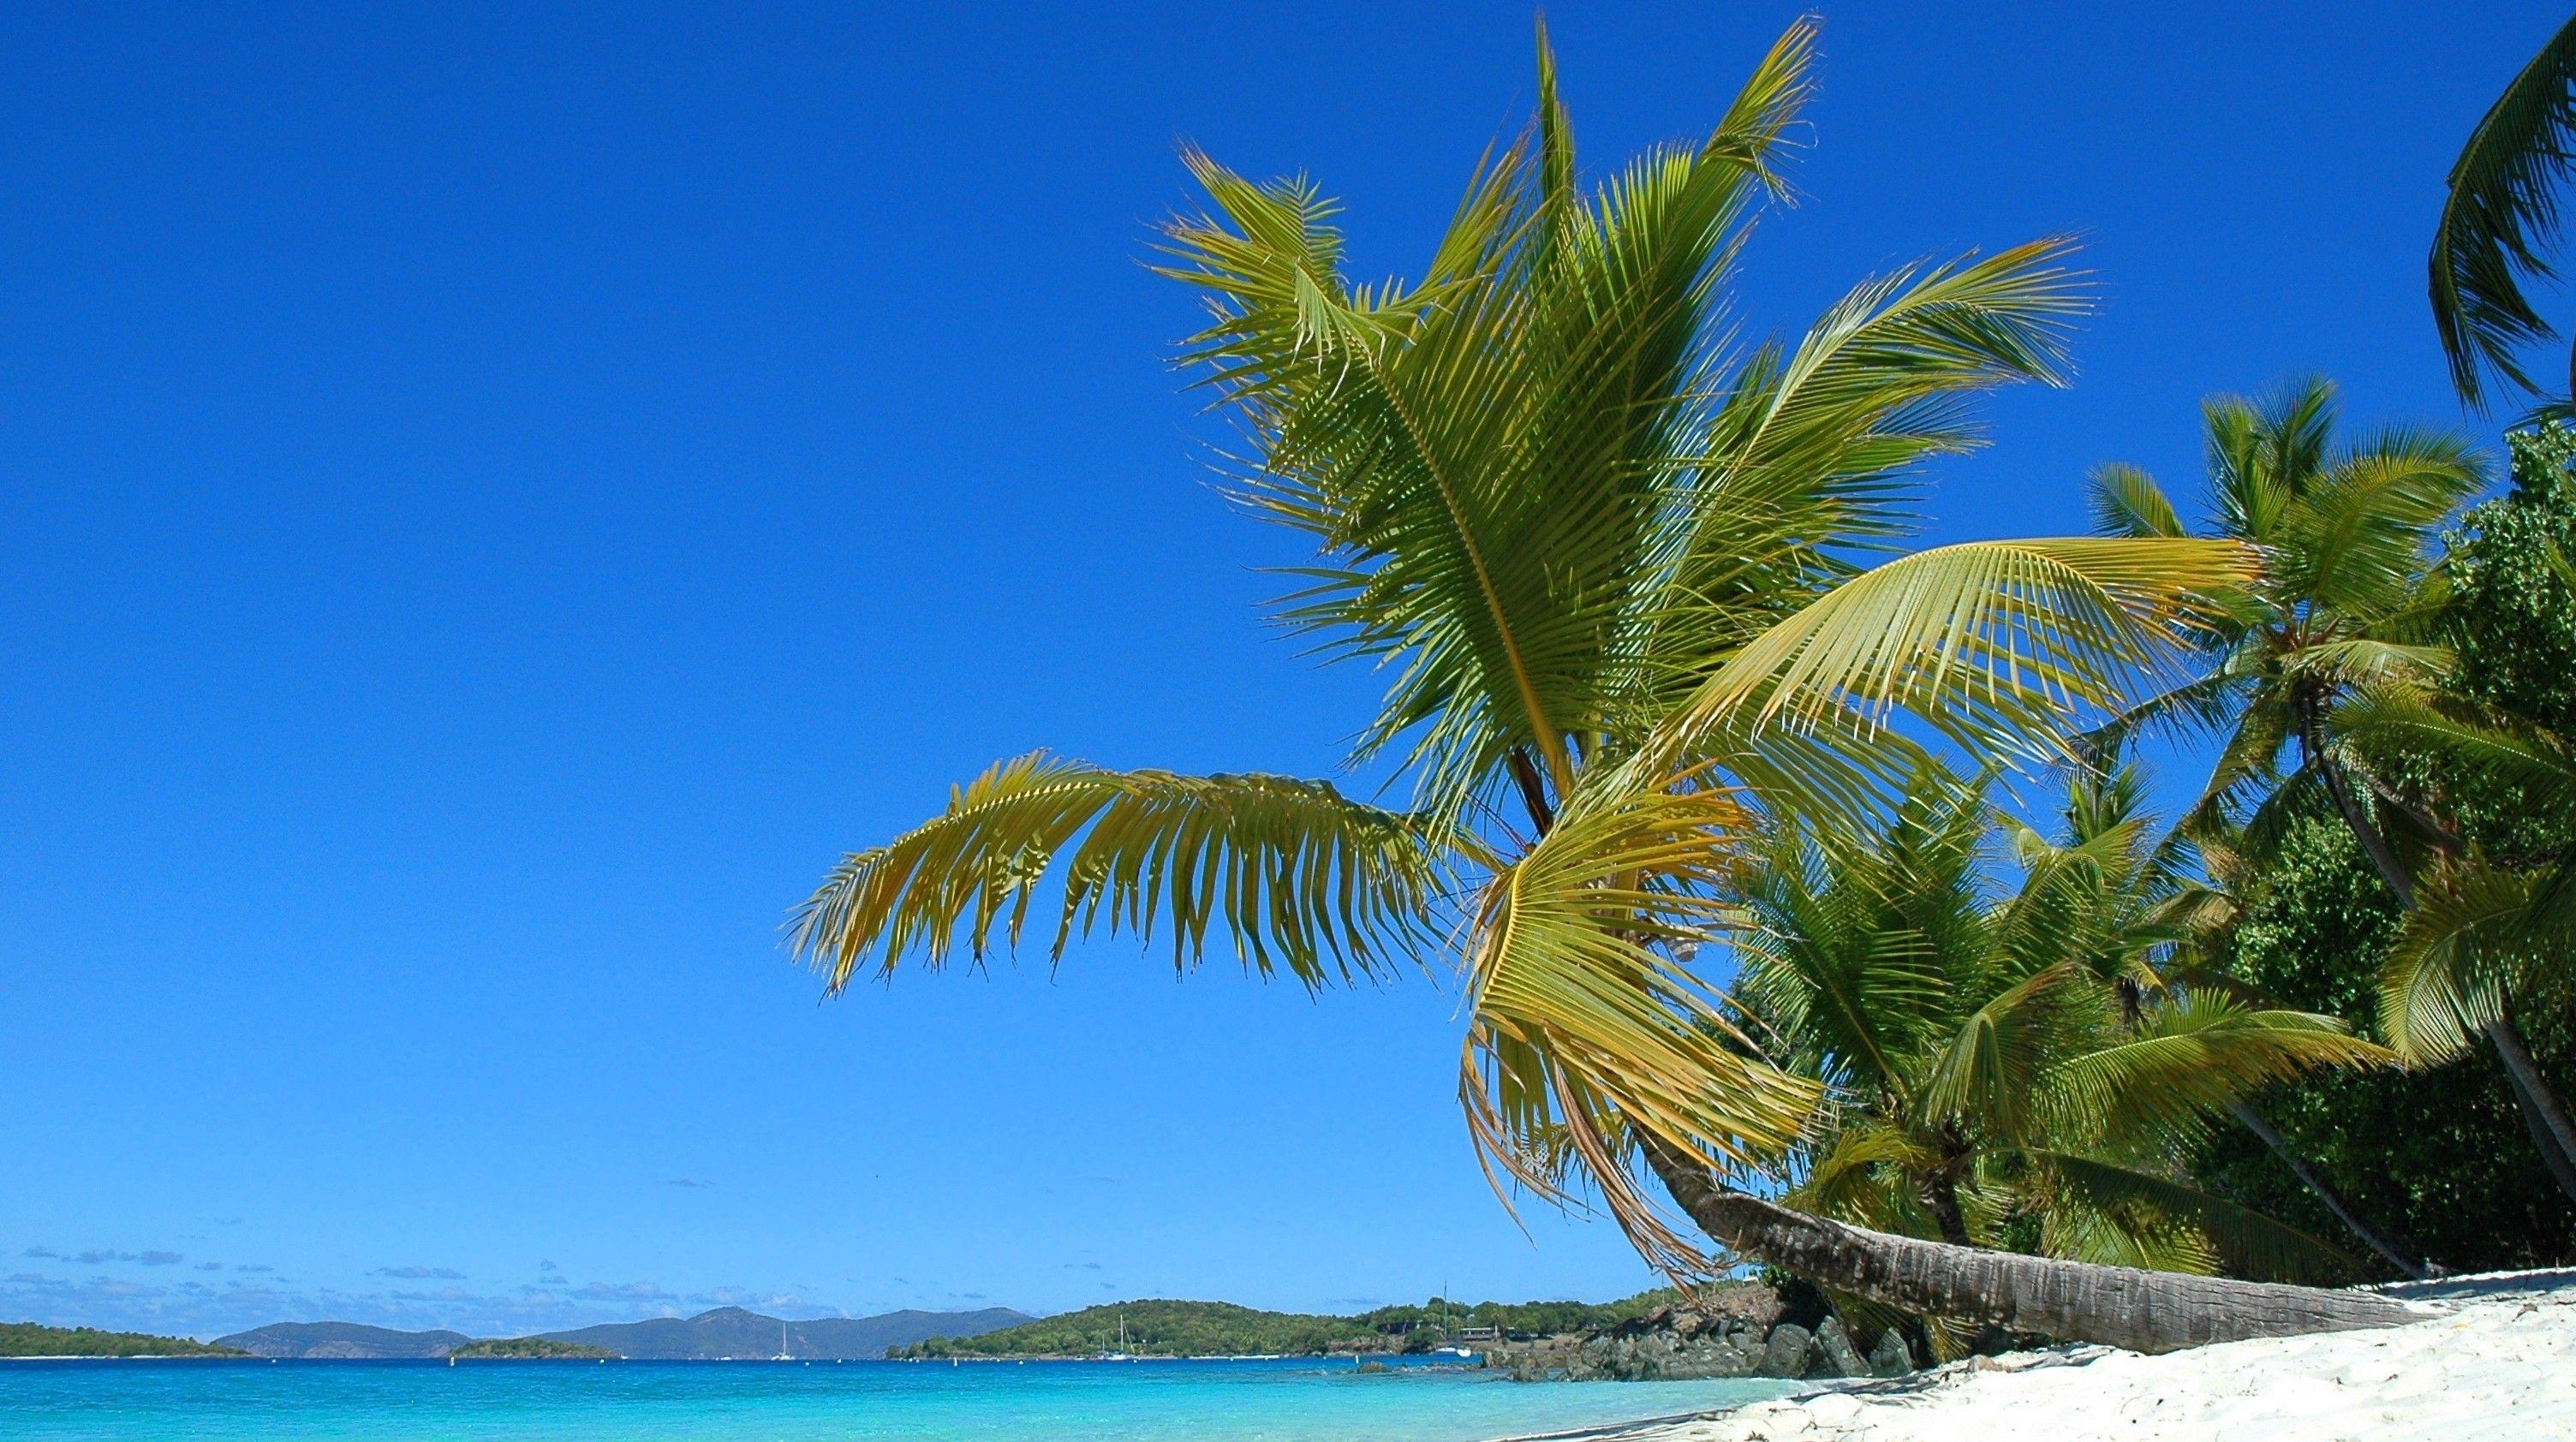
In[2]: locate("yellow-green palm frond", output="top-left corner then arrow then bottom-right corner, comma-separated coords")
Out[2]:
1781,1121 -> 1935,1234
2087,462 -> 2185,539
2380,860 -> 2538,1064
2035,994 -> 2392,1149
1459,768 -> 1822,1272
1659,537 -> 2257,763
2278,428 -> 2488,617
790,752 -> 1461,992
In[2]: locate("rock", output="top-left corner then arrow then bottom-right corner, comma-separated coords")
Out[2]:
1812,1318 -> 1869,1379
1761,1322 -> 1814,1378
1866,1327 -> 1913,1378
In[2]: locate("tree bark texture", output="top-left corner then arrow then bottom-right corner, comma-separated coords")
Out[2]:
1643,1141 -> 2417,1355
2485,1014 -> 2576,1200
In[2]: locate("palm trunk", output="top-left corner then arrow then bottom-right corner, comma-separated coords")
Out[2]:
2301,722 -> 2576,1204
1643,1141 -> 2415,1355
2486,1015 -> 2576,1201
2226,1099 -> 2433,1280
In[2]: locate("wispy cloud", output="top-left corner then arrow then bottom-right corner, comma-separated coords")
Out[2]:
194,1263 -> 225,1272
664,1177 -> 714,1189
22,1248 -> 60,1260
139,1252 -> 183,1267
370,1266 -> 466,1281
1064,1262 -> 1102,1271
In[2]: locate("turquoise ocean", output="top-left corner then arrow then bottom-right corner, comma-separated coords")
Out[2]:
0,1356 -> 1797,1441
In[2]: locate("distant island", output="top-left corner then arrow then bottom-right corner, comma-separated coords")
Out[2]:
211,1305 -> 1030,1361
1,1322 -> 244,1358
446,1338 -> 617,1359
891,1292 -> 1685,1359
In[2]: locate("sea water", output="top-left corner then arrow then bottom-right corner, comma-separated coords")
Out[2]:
0,1356 -> 1798,1441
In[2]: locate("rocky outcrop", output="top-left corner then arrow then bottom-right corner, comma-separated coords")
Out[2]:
1488,1290 -> 1917,1383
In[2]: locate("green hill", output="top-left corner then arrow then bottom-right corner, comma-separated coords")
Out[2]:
891,1291 -> 1686,1359
0,1322 -> 243,1357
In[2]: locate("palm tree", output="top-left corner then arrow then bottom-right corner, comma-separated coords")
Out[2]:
794,21 -> 2409,1350
2331,688 -> 2576,1201
2084,383 -> 2576,1199
2430,12 -> 2576,408
1736,766 -> 2389,1354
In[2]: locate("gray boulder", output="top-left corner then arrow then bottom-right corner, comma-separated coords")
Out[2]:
1759,1322 -> 1813,1378
1866,1327 -> 1914,1378
1812,1317 -> 1869,1379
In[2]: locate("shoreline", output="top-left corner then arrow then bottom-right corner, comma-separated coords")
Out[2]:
1532,1268 -> 2575,1442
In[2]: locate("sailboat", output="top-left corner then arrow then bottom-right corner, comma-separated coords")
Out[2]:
1099,1309 -> 1133,1362
772,1320 -> 792,1362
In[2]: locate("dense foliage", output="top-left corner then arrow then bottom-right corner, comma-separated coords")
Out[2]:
447,1338 -> 617,1359
0,1322 -> 242,1357
891,1292 -> 1683,1358
1740,768 -> 2377,1304
2193,816 -> 2576,1272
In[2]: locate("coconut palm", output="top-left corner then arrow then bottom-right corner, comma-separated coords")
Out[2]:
2430,12 -> 2576,408
1736,766 -> 2387,1349
2329,688 -> 2576,1200
2085,384 -> 2576,1201
794,22 -> 2410,1350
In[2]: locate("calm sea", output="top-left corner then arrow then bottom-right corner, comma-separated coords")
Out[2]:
0,1356 -> 1798,1441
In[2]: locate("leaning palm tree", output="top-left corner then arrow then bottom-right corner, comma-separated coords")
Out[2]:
2086,384 -> 2576,1200
794,22 -> 2410,1350
2430,11 -> 2576,408
1738,766 -> 2387,1356
2331,687 -> 2576,1200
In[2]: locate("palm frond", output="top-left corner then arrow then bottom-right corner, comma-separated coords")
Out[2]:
2087,462 -> 2185,539
2035,1152 -> 2362,1284
2036,994 -> 2392,1148
2430,14 -> 2576,407
2380,860 -> 2537,1064
789,753 -> 1459,992
1460,766 -> 1822,1271
1661,537 -> 2256,760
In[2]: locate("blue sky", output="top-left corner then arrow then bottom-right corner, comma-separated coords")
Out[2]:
0,1 -> 2562,1339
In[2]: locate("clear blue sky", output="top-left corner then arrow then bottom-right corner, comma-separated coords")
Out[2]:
0,1 -> 2561,1339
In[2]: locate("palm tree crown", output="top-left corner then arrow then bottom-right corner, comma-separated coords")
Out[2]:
795,20 -> 2253,1286
2085,378 -> 2483,861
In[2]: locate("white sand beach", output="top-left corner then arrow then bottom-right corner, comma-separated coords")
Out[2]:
1579,1270 -> 2576,1442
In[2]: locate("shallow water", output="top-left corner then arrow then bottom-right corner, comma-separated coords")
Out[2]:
0,1355 -> 1798,1442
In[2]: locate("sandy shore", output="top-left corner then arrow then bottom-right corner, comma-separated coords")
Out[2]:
1551,1269 -> 2575,1442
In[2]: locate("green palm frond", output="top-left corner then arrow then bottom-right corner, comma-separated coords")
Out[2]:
1919,962 -> 2096,1139
2036,994 -> 2391,1147
1784,1122 -> 1933,1234
790,753 -> 1459,992
2430,13 -> 2576,406
2279,429 -> 2487,616
2331,686 -> 2576,809
2087,462 -> 2185,539
2380,860 -> 2538,1064
2034,1152 -> 2361,1284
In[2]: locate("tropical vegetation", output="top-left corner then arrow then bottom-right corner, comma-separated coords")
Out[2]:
0,1321 -> 243,1358
890,1292 -> 1696,1359
1736,763 -> 2385,1356
793,18 -> 2442,1354
446,1338 -> 619,1360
